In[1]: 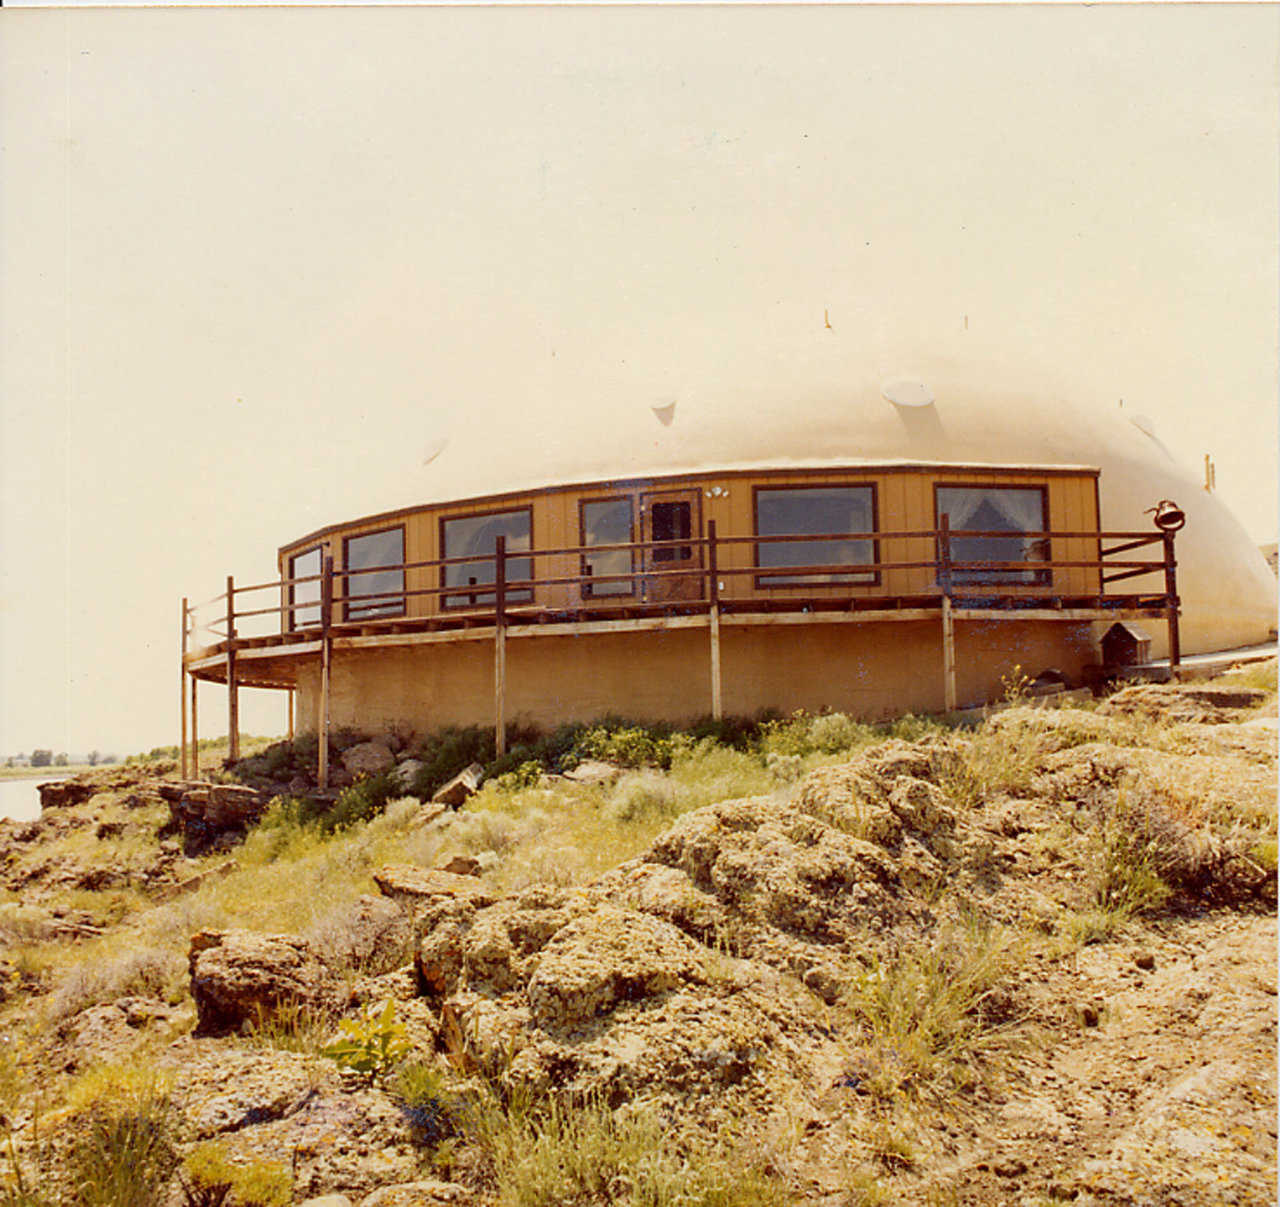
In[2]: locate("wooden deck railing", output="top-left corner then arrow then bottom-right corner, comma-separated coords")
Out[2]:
179,517 -> 1180,779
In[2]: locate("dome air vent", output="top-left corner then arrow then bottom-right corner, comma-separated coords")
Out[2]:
882,380 -> 934,408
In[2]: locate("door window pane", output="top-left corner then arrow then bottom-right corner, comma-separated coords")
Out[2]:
345,528 -> 405,618
442,509 -> 532,607
650,501 -> 692,562
581,499 -> 633,596
755,486 -> 876,584
935,486 -> 1047,585
289,547 -> 322,629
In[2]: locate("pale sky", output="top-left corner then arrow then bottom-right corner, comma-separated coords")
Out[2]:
1,4 -> 1276,757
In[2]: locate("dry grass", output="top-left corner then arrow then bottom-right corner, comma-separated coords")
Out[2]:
841,916 -> 1028,1102
469,1090 -> 784,1207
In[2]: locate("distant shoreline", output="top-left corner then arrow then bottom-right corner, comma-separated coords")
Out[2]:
0,766 -> 92,782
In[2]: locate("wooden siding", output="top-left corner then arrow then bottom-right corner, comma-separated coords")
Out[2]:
278,465 -> 1102,626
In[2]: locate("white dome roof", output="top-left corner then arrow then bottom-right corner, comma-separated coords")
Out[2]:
348,342 -> 1278,656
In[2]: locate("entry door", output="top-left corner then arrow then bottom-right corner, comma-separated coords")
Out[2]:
640,490 -> 703,603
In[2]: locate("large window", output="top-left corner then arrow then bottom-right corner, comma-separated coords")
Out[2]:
441,508 -> 533,608
288,547 -> 322,629
935,485 -> 1048,585
343,527 -> 405,619
580,498 -> 634,597
755,485 -> 878,585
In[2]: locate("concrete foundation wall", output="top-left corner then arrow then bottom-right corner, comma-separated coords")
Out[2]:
294,619 -> 1098,736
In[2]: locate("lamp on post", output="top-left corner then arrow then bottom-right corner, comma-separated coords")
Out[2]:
1145,500 -> 1184,671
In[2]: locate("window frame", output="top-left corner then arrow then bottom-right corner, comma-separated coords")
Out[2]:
752,482 -> 881,589
932,482 -> 1051,587
438,505 -> 535,610
578,494 -> 637,599
287,545 -> 324,631
341,525 -> 407,622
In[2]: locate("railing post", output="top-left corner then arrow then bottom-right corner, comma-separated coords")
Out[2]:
180,597 -> 189,780
707,521 -> 723,720
318,554 -> 333,790
1163,529 -> 1181,671
939,514 -> 957,712
494,536 -> 507,757
226,575 -> 239,762
190,674 -> 200,781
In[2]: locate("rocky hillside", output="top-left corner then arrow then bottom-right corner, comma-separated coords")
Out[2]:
0,670 -> 1275,1206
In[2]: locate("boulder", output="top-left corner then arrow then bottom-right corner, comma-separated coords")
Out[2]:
188,929 -> 340,1036
374,865 -> 495,908
525,905 -> 705,1029
563,760 -> 622,785
392,758 -> 426,793
359,1183 -> 472,1206
410,801 -> 448,829
37,779 -> 96,809
438,854 -> 482,877
342,741 -> 396,778
431,764 -> 484,807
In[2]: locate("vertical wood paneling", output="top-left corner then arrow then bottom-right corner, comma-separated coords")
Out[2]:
271,466 -> 1104,620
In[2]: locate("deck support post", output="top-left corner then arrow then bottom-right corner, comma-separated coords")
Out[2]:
494,536 -> 507,757
190,675 -> 200,781
180,597 -> 189,780
1163,530 -> 1181,672
287,689 -> 295,742
939,514 -> 957,712
318,555 -> 333,790
941,595 -> 957,713
707,521 -> 723,720
226,576 -> 240,763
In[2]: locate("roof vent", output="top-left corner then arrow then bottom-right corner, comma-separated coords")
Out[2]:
651,400 -> 677,427
882,379 -> 934,408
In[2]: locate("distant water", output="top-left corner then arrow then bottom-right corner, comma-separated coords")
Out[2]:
0,777 -> 60,823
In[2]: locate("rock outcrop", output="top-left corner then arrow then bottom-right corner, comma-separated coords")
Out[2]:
1098,681 -> 1268,724
37,780 -> 97,809
188,929 -> 343,1035
158,781 -> 269,855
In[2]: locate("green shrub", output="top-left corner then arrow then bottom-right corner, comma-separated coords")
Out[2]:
489,761 -> 544,792
321,1000 -> 410,1081
757,710 -> 878,759
327,772 -> 397,831
569,723 -> 676,769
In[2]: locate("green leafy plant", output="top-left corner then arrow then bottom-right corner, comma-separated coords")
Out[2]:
321,999 -> 410,1081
